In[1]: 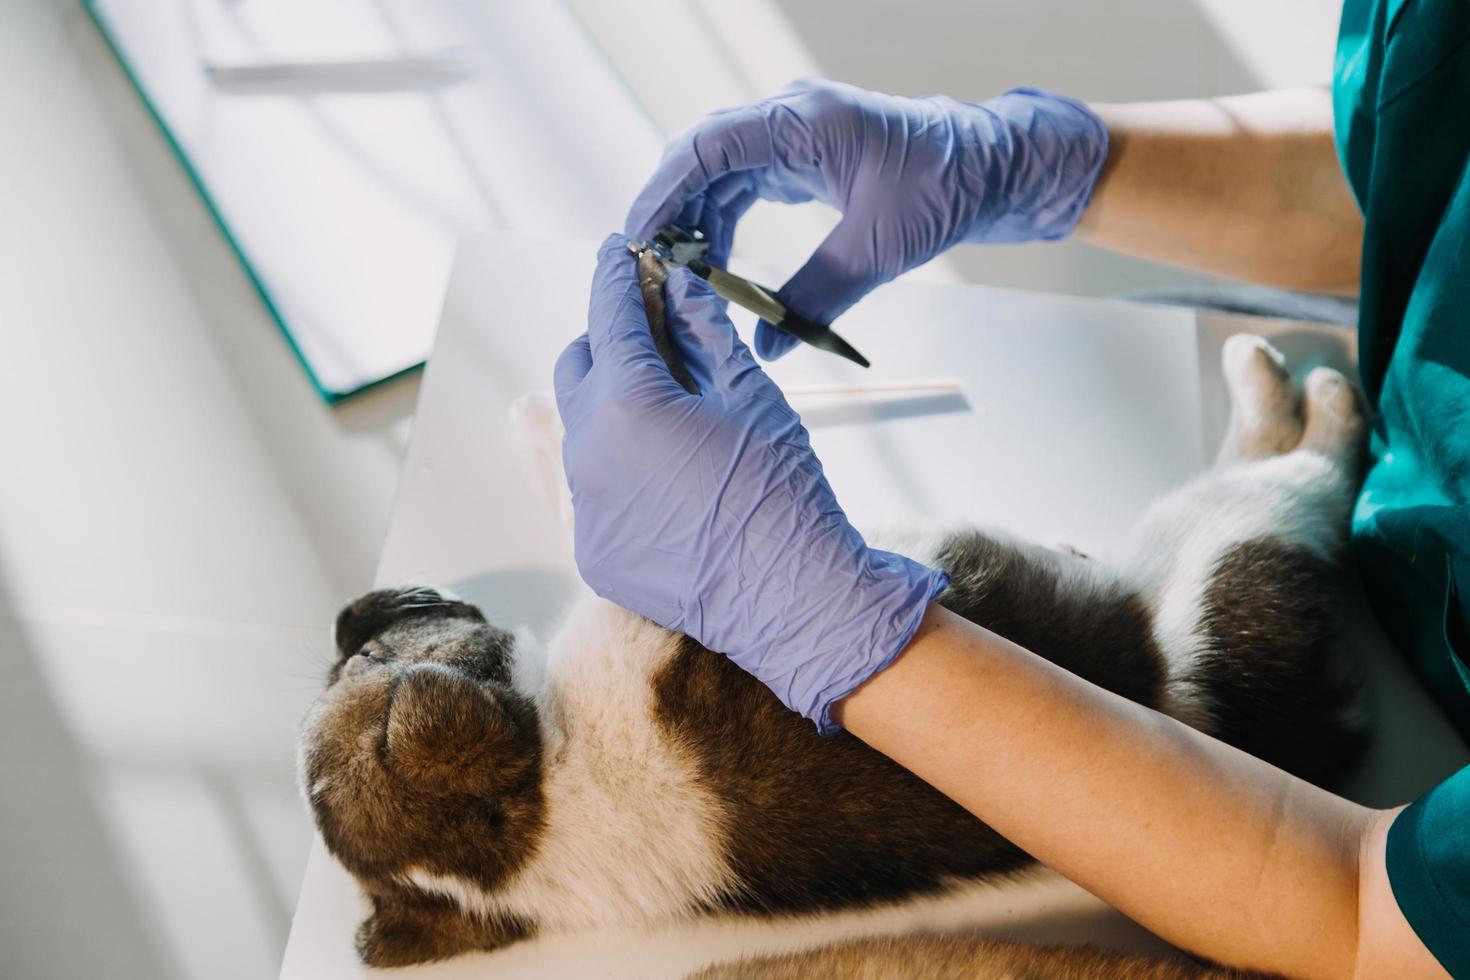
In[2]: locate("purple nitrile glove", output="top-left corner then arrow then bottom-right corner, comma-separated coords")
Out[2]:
554,235 -> 949,734
625,78 -> 1109,360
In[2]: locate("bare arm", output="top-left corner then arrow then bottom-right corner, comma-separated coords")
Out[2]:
833,604 -> 1446,979
1076,88 -> 1363,293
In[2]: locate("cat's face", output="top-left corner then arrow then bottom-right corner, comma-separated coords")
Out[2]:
299,588 -> 545,894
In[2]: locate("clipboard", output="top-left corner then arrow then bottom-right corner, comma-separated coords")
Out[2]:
85,0 -> 664,401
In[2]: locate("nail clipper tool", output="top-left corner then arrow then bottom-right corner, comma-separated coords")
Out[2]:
628,227 -> 871,368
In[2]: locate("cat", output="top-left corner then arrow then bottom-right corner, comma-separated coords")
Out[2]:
298,253 -> 1368,972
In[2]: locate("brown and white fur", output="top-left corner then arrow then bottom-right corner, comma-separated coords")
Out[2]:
299,256 -> 1368,972
690,933 -> 1271,979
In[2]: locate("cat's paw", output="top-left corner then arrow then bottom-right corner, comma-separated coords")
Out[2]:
355,893 -> 528,967
1217,334 -> 1303,464
1298,365 -> 1367,466
355,909 -> 437,969
1216,334 -> 1367,472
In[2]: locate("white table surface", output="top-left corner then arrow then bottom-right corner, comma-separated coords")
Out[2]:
279,231 -> 1469,979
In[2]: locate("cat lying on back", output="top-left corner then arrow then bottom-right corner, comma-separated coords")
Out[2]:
299,254 -> 1367,972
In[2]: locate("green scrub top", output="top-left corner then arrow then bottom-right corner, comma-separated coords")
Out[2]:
1335,0 -> 1470,973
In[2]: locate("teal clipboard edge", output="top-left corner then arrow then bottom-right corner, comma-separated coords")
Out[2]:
81,0 -> 426,405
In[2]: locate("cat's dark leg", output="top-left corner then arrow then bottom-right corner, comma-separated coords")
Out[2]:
927,335 -> 1367,784
932,529 -> 1170,710
1113,335 -> 1368,783
355,886 -> 533,967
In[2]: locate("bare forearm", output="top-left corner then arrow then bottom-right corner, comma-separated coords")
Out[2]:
1075,89 -> 1363,293
834,604 -> 1373,978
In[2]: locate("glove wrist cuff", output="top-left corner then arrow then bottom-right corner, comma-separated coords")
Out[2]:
958,86 -> 1111,245
1009,87 -> 1110,240
802,550 -> 951,735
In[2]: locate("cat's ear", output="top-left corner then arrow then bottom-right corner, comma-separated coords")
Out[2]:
384,665 -> 516,795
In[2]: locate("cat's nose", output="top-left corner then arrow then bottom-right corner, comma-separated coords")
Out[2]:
340,650 -> 377,680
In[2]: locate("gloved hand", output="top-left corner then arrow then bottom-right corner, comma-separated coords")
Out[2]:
626,78 -> 1109,360
555,235 -> 949,733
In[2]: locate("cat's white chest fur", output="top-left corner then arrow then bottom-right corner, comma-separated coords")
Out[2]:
412,597 -> 739,929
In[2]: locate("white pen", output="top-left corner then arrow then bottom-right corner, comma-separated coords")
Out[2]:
204,51 -> 475,94
784,380 -> 963,398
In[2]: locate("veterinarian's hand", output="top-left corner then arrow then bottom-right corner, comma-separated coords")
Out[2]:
626,78 -> 1108,360
555,235 -> 949,733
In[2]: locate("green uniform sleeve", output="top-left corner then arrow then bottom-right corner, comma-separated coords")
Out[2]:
1386,765 -> 1470,977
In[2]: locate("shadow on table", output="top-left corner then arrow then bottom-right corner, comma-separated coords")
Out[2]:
0,562 -> 181,980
